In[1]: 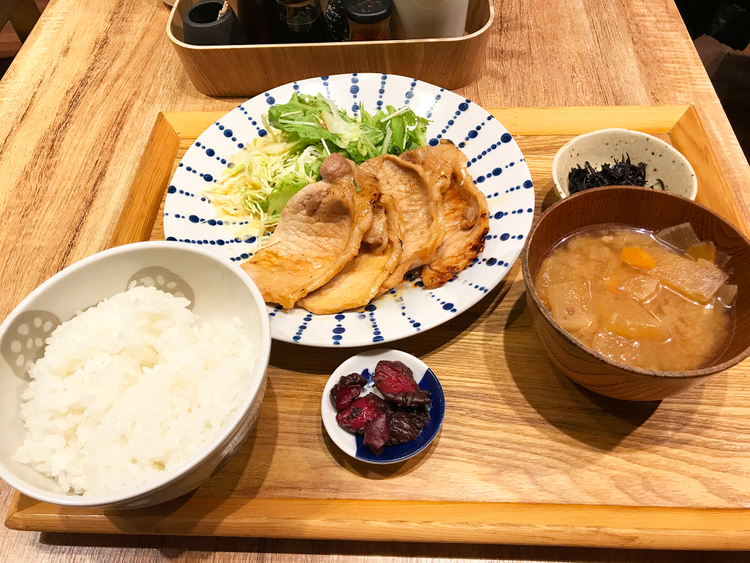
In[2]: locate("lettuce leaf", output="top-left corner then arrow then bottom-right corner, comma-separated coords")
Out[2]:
208,95 -> 433,237
268,93 -> 429,163
265,174 -> 310,216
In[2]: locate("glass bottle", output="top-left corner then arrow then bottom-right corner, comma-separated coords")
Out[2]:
276,0 -> 330,43
236,0 -> 278,44
345,0 -> 393,41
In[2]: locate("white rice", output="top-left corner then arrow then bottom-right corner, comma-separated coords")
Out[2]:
12,285 -> 256,496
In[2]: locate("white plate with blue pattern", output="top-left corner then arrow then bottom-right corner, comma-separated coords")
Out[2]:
321,349 -> 444,464
164,73 -> 535,347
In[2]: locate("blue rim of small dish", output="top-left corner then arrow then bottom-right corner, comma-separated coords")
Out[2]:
321,350 -> 445,464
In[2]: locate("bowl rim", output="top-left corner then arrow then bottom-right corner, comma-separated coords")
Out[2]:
0,241 -> 272,507
550,127 -> 698,201
521,185 -> 750,380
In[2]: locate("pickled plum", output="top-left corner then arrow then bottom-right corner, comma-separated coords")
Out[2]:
334,385 -> 364,411
409,404 -> 431,433
363,413 -> 390,455
387,412 -> 420,445
330,372 -> 367,410
336,394 -> 386,433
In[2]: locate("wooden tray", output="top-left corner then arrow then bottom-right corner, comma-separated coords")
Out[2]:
7,106 -> 750,550
167,0 -> 493,97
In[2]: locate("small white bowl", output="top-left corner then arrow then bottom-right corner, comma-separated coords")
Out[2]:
551,128 -> 697,200
322,349 -> 445,465
0,241 -> 271,508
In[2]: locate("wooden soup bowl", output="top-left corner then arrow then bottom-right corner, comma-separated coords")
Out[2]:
521,186 -> 750,401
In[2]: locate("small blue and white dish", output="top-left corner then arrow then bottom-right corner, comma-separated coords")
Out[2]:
321,349 -> 445,464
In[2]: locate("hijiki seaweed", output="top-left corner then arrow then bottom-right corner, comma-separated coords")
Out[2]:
568,154 -> 665,195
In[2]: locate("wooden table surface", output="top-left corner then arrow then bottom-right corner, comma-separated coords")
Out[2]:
1,0 -> 750,560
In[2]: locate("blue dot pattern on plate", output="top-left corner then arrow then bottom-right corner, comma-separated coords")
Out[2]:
163,74 -> 535,348
331,313 -> 346,345
353,367 -> 446,464
293,313 -> 313,342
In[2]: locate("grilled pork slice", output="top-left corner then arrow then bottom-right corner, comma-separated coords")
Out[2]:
417,141 -> 489,288
360,155 -> 446,295
298,193 -> 403,315
241,154 -> 376,309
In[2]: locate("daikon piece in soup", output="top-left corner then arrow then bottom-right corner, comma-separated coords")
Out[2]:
535,223 -> 736,372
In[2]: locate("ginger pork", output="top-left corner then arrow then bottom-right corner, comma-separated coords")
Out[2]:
241,154 -> 376,309
243,143 -> 489,314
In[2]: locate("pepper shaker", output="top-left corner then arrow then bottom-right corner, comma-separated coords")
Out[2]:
325,0 -> 349,42
182,0 -> 247,45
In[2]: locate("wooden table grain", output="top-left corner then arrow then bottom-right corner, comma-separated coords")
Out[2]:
1,0 -> 750,560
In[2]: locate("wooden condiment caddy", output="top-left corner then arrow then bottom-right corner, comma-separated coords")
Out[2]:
167,0 -> 493,97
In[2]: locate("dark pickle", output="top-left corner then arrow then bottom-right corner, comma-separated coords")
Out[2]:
567,154 -> 665,195
331,360 -> 431,456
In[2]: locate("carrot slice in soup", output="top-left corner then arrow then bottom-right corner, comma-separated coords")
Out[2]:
621,247 -> 656,270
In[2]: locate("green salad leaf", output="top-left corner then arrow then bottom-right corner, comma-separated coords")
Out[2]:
268,93 -> 429,163
203,93 -> 430,239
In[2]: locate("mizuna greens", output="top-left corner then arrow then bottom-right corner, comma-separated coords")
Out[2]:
203,93 -> 430,237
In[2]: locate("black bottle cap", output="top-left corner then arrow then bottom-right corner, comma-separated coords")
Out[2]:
344,0 -> 393,25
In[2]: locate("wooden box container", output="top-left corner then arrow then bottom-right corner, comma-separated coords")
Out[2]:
167,0 -> 493,97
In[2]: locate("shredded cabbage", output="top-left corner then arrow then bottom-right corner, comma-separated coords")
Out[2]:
202,93 -> 430,240
203,137 -> 323,238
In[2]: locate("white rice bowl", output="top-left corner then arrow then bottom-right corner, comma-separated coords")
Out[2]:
12,285 -> 256,496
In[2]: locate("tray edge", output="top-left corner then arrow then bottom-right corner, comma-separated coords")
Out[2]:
11,105 -> 748,548
8,496 -> 750,550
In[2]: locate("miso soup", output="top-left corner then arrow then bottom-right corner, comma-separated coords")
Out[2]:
535,224 -> 735,372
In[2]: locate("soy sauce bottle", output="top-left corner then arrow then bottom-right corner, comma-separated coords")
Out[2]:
276,0 -> 330,43
236,0 -> 278,44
